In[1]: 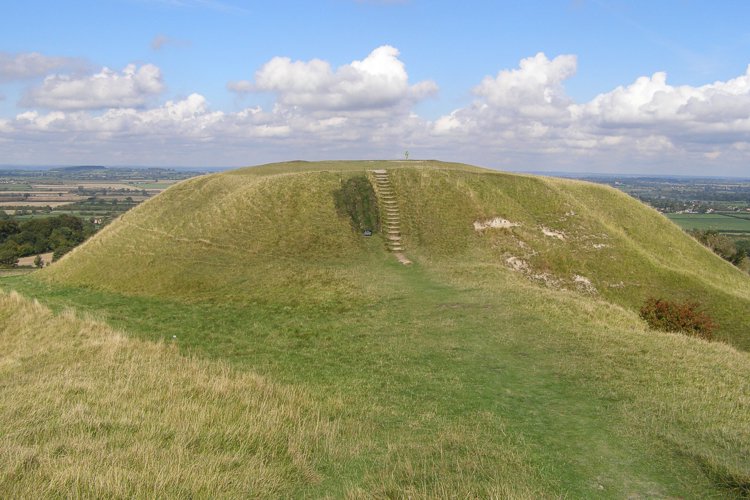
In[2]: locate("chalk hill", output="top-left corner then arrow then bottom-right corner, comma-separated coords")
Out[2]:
45,160 -> 750,349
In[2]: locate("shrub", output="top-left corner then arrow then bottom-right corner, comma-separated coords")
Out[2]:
333,175 -> 380,233
639,298 -> 716,341
689,229 -> 747,267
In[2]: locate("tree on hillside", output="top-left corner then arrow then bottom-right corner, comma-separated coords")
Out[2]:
0,242 -> 19,267
0,214 -> 95,259
689,229 -> 748,269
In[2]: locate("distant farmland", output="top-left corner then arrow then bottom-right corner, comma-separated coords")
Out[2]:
666,213 -> 750,233
0,169 -> 199,222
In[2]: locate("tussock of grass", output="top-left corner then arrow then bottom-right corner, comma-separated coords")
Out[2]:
0,291 -> 336,497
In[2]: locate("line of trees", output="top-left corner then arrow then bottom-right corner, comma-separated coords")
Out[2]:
0,214 -> 95,266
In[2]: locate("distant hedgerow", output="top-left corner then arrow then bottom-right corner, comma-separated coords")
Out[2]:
639,298 -> 716,341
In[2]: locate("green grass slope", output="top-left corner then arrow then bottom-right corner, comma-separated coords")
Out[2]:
2,160 -> 750,497
44,160 -> 750,348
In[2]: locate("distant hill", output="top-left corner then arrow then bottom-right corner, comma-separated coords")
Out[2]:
50,165 -> 107,172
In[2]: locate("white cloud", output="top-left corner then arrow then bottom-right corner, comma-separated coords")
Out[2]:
429,53 -> 579,142
22,64 -> 164,110
474,52 -> 576,118
8,93 -> 299,143
0,52 -> 86,82
429,53 -> 750,173
579,65 -> 750,129
229,45 -> 437,112
3,48 -> 750,175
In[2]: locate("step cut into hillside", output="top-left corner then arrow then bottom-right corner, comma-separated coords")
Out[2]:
371,169 -> 411,265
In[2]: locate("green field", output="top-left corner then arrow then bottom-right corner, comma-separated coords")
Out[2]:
128,181 -> 179,189
667,212 -> 750,233
1,161 -> 749,497
0,183 -> 33,191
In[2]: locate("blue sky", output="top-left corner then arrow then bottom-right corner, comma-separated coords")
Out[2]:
2,0 -> 750,175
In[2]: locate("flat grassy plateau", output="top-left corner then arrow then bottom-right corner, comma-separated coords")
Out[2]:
1,160 -> 749,498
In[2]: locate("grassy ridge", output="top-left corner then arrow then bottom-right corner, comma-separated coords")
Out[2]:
45,170 -> 390,306
3,160 -> 750,496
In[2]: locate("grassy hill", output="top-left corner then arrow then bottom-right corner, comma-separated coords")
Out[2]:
2,160 -> 749,497
40,160 -> 750,348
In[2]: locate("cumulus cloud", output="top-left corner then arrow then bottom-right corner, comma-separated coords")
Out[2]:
431,53 -> 750,171
3,48 -> 750,174
432,53 -> 579,143
228,45 -> 437,112
580,66 -> 750,129
9,93 -> 297,142
474,52 -> 576,118
0,51 -> 86,82
21,64 -> 164,110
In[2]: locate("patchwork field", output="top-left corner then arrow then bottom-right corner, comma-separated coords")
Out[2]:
0,168 -> 199,224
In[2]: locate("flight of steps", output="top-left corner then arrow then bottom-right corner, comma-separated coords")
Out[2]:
371,169 -> 411,265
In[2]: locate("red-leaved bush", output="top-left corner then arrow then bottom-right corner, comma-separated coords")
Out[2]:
639,298 -> 716,341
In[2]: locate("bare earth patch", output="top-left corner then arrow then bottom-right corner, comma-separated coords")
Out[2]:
394,252 -> 412,265
474,217 -> 520,231
16,252 -> 54,267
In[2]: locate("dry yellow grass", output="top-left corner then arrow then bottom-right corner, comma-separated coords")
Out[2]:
16,252 -> 53,267
0,291 -> 337,497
